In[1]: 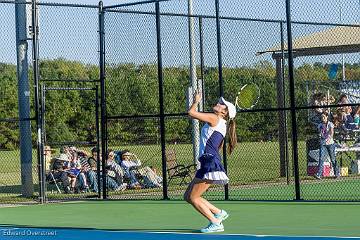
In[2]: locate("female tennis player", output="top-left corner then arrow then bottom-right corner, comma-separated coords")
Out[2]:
184,92 -> 237,233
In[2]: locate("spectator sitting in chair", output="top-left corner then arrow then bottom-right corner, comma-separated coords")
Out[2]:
332,109 -> 344,129
64,151 -> 81,193
76,149 -> 92,193
336,93 -> 349,116
86,147 -> 101,192
342,106 -> 357,130
120,150 -> 163,189
119,150 -> 142,189
47,153 -> 71,194
106,149 -> 127,189
87,148 -> 126,192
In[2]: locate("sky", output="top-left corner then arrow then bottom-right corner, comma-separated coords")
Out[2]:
0,0 -> 359,66
43,0 -> 145,5
49,0 -> 147,5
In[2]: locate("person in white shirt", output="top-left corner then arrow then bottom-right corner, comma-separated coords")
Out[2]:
315,113 -> 340,179
120,150 -> 142,189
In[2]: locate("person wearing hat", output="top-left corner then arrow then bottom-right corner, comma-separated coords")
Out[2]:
119,150 -> 142,189
48,153 -> 71,194
119,150 -> 162,189
184,92 -> 237,233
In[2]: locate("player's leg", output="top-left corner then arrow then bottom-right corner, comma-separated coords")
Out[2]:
188,179 -> 219,223
200,198 -> 229,221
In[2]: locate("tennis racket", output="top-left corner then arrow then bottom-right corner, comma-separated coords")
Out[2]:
235,83 -> 260,110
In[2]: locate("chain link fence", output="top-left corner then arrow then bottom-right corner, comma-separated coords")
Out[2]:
36,3 -> 100,201
104,0 -> 360,201
0,0 -> 359,203
0,1 -> 39,204
290,20 -> 360,200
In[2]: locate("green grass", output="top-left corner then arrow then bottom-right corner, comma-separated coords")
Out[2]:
1,142 -> 293,190
1,142 -> 360,201
228,178 -> 360,201
0,201 -> 360,237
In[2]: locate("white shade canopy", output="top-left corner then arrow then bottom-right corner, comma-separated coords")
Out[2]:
257,25 -> 360,58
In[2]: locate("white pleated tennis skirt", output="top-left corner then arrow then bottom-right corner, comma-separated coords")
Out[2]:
202,171 -> 229,185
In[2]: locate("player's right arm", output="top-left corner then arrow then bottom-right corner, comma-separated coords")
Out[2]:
188,93 -> 218,127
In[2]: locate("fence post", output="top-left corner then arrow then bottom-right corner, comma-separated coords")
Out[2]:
15,0 -> 34,198
215,0 -> 228,200
95,85 -> 101,199
31,0 -> 45,204
99,1 -> 107,200
187,0 -> 200,167
285,0 -> 301,200
155,0 -> 169,200
275,22 -> 290,182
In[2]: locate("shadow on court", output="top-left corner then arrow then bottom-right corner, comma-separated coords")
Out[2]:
0,224 -> 199,233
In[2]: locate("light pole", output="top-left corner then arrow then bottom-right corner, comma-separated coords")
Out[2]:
15,0 -> 34,197
188,0 -> 200,166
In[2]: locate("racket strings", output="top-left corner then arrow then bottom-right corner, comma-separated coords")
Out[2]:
236,84 -> 260,110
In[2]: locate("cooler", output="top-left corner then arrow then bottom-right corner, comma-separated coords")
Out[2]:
307,161 -> 332,177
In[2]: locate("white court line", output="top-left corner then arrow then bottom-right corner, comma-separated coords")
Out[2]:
0,205 -> 25,208
0,200 -> 87,209
129,231 -> 360,239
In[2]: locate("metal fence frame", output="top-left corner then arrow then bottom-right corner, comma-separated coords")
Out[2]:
100,0 -> 360,202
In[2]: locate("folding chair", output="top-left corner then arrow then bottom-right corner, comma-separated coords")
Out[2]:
165,149 -> 197,185
46,170 -> 63,194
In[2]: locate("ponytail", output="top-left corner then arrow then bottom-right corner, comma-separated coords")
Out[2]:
227,119 -> 237,155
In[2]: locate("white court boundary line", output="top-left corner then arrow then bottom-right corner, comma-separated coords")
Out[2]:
104,229 -> 360,239
0,200 -> 87,209
149,232 -> 360,239
0,205 -> 25,208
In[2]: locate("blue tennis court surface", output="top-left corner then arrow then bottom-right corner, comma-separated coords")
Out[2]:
1,228 -> 359,240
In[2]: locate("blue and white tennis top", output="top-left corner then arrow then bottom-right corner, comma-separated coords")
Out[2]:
196,118 -> 229,185
199,118 -> 227,157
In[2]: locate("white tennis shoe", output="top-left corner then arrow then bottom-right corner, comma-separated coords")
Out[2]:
214,209 -> 229,222
200,222 -> 224,233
